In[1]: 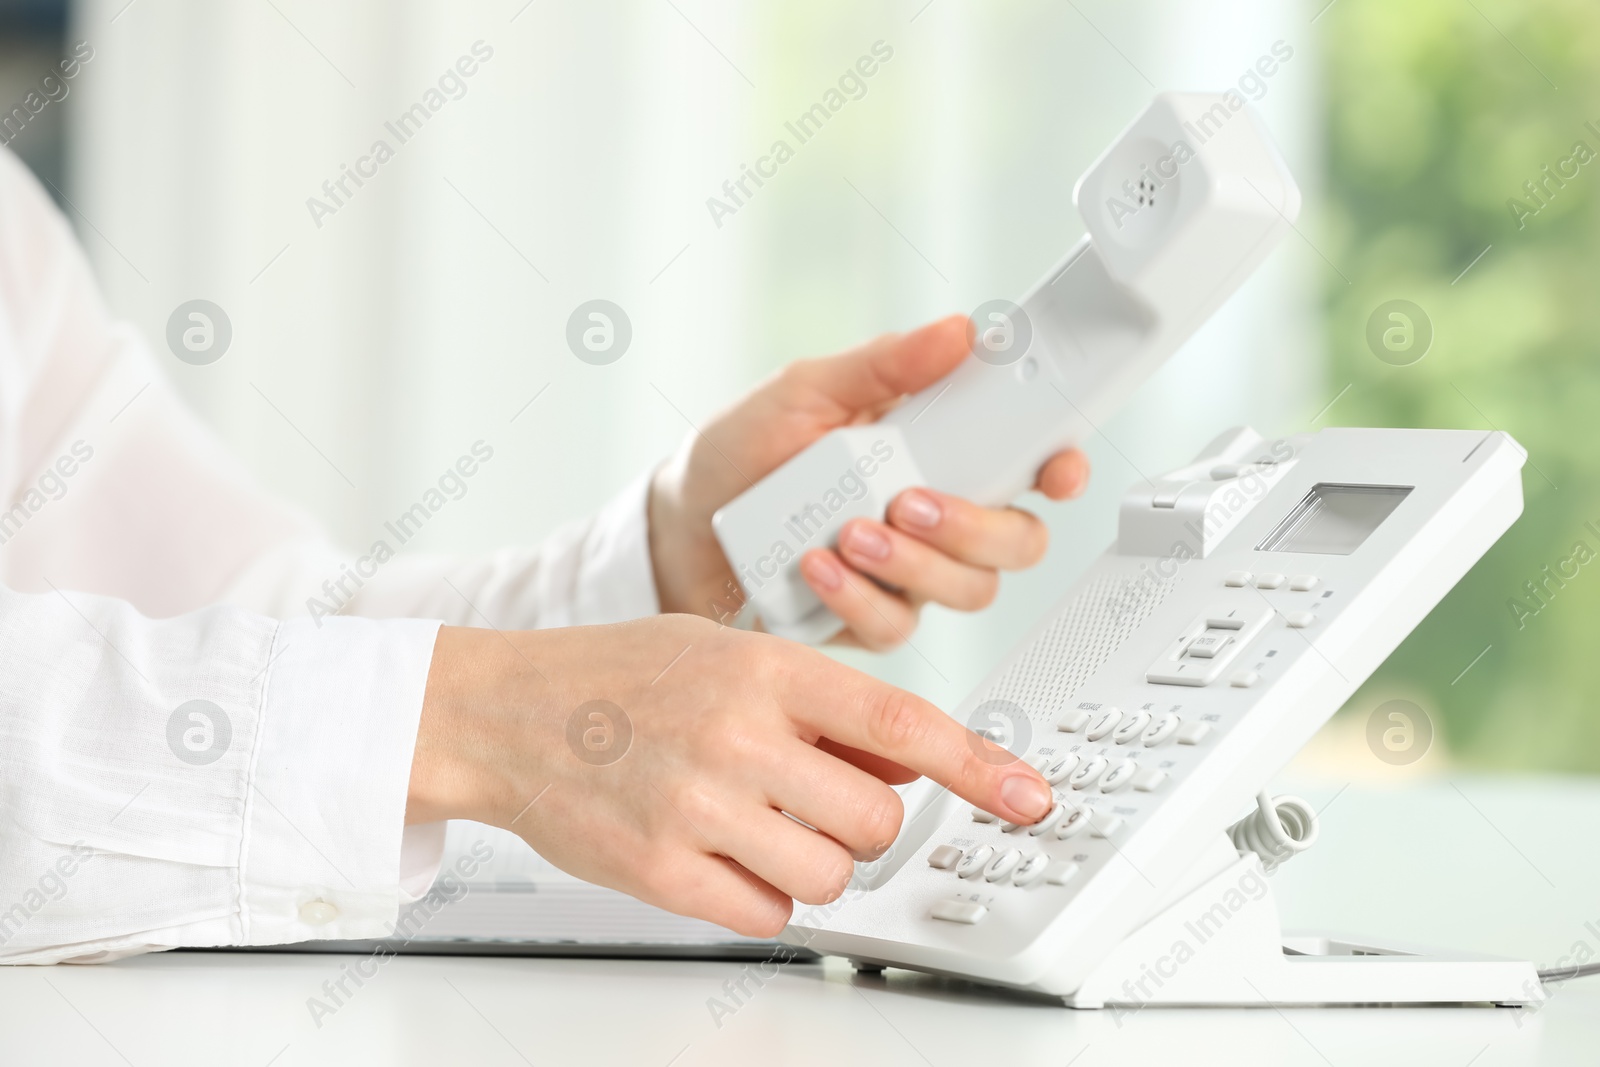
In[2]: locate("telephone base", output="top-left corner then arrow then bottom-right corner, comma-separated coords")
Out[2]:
1060,851 -> 1543,1010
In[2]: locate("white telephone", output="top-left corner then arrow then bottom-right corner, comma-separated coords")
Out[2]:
713,92 -> 1301,643
783,425 -> 1544,1008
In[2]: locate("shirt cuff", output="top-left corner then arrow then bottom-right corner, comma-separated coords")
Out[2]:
240,615 -> 442,945
567,469 -> 661,624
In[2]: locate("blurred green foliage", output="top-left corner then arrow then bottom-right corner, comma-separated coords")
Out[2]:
1323,0 -> 1600,768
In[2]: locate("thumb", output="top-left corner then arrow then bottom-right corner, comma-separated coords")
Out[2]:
789,314 -> 972,418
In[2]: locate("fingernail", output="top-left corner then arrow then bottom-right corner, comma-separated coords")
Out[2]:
802,553 -> 843,592
895,490 -> 941,529
1001,774 -> 1051,821
842,523 -> 891,562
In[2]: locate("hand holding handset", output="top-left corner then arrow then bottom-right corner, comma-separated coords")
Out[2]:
713,92 -> 1303,643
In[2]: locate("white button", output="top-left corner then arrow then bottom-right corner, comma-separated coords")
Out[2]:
1230,670 -> 1260,688
1209,463 -> 1242,480
998,817 -> 1026,833
1055,808 -> 1092,839
1289,574 -> 1320,592
1224,570 -> 1252,587
1111,711 -> 1151,745
1013,853 -> 1052,887
1185,631 -> 1232,659
299,899 -> 340,926
1091,815 -> 1126,838
931,899 -> 988,924
1286,611 -> 1315,628
928,844 -> 963,870
1206,615 -> 1246,630
984,849 -> 1023,882
1028,804 -> 1067,836
1254,572 -> 1285,589
1133,768 -> 1167,793
1041,753 -> 1078,785
1085,708 -> 1122,741
1069,756 -> 1109,789
1176,721 -> 1212,745
1045,861 -> 1081,886
1056,708 -> 1091,733
1026,752 -> 1049,769
971,807 -> 997,823
955,846 -> 994,879
1142,713 -> 1181,746
1099,760 -> 1138,793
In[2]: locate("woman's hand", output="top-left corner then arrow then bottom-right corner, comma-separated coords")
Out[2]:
648,315 -> 1089,649
409,618 -> 1054,937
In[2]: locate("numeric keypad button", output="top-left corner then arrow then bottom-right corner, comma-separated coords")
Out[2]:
1084,708 -> 1123,741
1112,711 -> 1151,744
1041,753 -> 1078,785
955,846 -> 994,879
1099,760 -> 1138,793
1068,756 -> 1109,790
1142,714 -> 1181,747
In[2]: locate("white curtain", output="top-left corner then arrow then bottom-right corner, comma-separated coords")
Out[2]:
67,0 -> 1320,704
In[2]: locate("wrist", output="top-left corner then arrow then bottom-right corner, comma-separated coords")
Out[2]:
407,626 -> 533,827
647,451 -> 735,619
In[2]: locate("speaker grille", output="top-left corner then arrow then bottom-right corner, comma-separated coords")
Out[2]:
981,568 -> 1177,723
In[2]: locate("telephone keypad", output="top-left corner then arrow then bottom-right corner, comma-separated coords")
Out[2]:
927,844 -> 963,869
1041,753 -> 1078,784
1028,804 -> 1067,836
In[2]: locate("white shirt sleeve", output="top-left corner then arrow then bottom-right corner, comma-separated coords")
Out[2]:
0,147 -> 660,963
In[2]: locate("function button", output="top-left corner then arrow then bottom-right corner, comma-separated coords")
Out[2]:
1041,753 -> 1079,785
1045,861 -> 1082,886
928,844 -> 964,869
1209,463 -> 1243,480
1206,615 -> 1247,630
1230,670 -> 1260,688
1069,756 -> 1109,790
955,846 -> 994,879
1099,760 -> 1138,793
984,849 -> 1023,882
1133,767 -> 1167,793
1026,752 -> 1049,769
1224,570 -> 1252,588
1090,815 -> 1126,839
1289,574 -> 1320,592
1142,713 -> 1181,747
931,899 -> 988,924
1176,721 -> 1212,746
1084,707 -> 1123,741
998,816 -> 1026,833
1185,631 -> 1233,659
1028,804 -> 1067,836
1056,708 -> 1091,733
1055,808 -> 1092,839
1012,853 -> 1052,887
1285,611 -> 1315,628
1111,711 -> 1151,745
1254,572 -> 1286,589
971,807 -> 997,823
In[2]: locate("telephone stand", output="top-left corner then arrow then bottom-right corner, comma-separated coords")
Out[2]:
1062,839 -> 1543,1010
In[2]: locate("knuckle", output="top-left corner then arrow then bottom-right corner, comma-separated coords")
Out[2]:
870,688 -> 931,754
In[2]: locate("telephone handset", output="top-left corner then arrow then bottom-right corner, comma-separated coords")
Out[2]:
713,92 -> 1301,644
783,425 -> 1544,1008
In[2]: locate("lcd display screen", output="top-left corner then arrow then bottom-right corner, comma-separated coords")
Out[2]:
1256,483 -> 1412,555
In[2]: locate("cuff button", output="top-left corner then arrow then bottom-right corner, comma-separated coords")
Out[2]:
299,899 -> 340,926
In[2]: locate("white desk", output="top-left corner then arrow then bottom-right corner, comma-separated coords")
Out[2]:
3,777 -> 1597,1066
